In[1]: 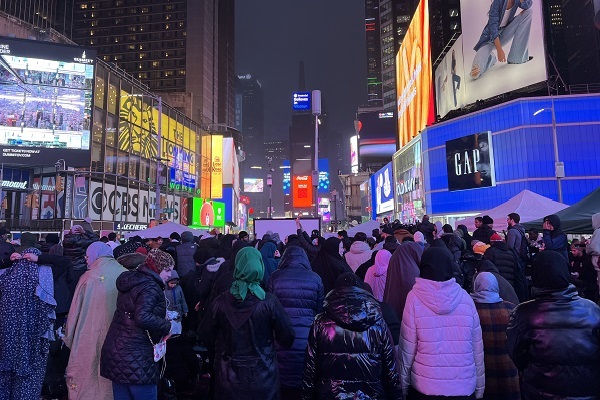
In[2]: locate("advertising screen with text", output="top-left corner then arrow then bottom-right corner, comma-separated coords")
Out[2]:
396,0 -> 434,149
292,174 -> 313,208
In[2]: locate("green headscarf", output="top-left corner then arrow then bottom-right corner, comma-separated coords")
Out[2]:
230,247 -> 266,301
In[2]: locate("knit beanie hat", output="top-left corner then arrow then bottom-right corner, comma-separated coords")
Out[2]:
145,249 -> 174,273
472,241 -> 490,255
490,233 -> 503,242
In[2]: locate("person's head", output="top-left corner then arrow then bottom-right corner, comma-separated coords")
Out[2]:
145,249 -> 175,283
472,240 -> 490,255
0,227 -> 9,241
381,225 -> 394,238
419,247 -> 456,282
108,232 -> 117,242
474,217 -> 483,228
478,140 -> 489,153
571,238 -> 580,246
70,225 -> 85,234
117,252 -> 147,270
44,233 -> 60,245
543,214 -> 562,233
231,247 -> 265,301
372,228 -> 381,238
471,272 -> 501,304
528,228 -> 539,241
334,271 -> 363,289
238,230 -> 250,242
383,217 -> 389,224
422,215 -> 430,222
144,237 -> 163,249
181,231 -> 195,243
490,233 -> 503,242
354,232 -> 368,242
413,231 -> 425,244
311,229 -> 320,240
170,232 -> 181,242
507,213 -> 520,227
366,237 -> 376,249
337,230 -> 348,240
442,224 -> 453,234
100,236 -> 109,243
86,241 -> 114,266
571,244 -> 584,258
482,215 -> 494,227
167,270 -> 180,289
532,250 -> 570,290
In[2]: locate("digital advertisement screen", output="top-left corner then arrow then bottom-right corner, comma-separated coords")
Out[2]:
283,158 -> 329,195
435,37 -> 466,118
0,36 -> 95,166
459,0 -> 547,107
292,174 -> 313,208
356,111 -> 396,159
393,139 -> 425,222
292,92 -> 311,111
445,131 -> 496,192
243,178 -> 264,193
350,135 -> 358,173
371,162 -> 394,216
396,0 -> 434,149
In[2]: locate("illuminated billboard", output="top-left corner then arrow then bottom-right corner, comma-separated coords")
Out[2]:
396,0 -> 434,148
292,92 -> 311,111
356,111 -> 396,160
371,162 -> 394,216
0,36 -> 96,166
292,175 -> 313,208
244,178 -> 264,193
350,135 -> 358,173
458,0 -> 547,108
445,131 -> 496,191
211,135 -> 223,198
435,37 -> 466,118
284,158 -> 329,195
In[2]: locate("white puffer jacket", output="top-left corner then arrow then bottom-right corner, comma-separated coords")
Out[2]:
586,212 -> 600,256
344,241 -> 373,272
400,277 -> 485,398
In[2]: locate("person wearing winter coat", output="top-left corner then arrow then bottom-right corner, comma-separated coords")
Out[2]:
542,214 -> 569,262
165,270 -> 188,320
311,237 -> 352,296
175,231 -> 198,277
471,273 -> 520,400
473,215 -> 495,244
63,223 -> 100,294
302,272 -> 401,400
461,250 -> 483,294
63,242 -> 127,400
345,233 -> 374,272
484,233 -> 523,298
201,247 -> 295,400
476,260 -> 520,305
184,256 -> 225,334
400,247 -> 485,399
364,249 -> 393,302
384,242 -> 424,321
507,251 -> 600,400
260,240 -> 280,284
100,249 -> 174,400
267,246 -> 324,397
587,212 -> 600,297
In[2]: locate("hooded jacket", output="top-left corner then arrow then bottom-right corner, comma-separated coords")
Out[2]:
267,246 -> 324,389
301,286 -> 401,400
476,260 -> 520,305
542,214 -> 569,262
175,232 -> 198,277
484,241 -> 519,287
586,212 -> 600,256
165,270 -> 188,317
400,277 -> 485,398
507,252 -> 600,399
100,265 -> 171,384
344,240 -> 374,272
506,223 -> 526,260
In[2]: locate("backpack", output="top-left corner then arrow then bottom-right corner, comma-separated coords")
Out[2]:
512,228 -> 531,264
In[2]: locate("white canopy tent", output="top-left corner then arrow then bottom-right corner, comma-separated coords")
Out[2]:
345,219 -> 382,238
124,221 -> 208,239
455,190 -> 568,232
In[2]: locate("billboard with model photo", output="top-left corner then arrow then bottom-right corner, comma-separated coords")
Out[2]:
434,37 -> 466,118
0,36 -> 95,166
396,0 -> 435,149
371,162 -> 394,217
459,0 -> 547,106
445,131 -> 496,191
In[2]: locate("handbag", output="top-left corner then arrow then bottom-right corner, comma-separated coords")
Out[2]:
147,330 -> 167,362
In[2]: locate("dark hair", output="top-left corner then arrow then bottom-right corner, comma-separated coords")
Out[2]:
372,228 -> 380,236
508,213 -> 520,223
100,236 -> 109,243
442,224 -> 453,234
337,230 -> 348,238
354,232 -> 368,242
170,232 -> 181,241
334,272 -> 363,289
108,232 -> 117,241
475,217 -> 483,223
528,228 -> 539,235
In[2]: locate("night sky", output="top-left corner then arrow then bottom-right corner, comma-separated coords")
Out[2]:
235,0 -> 367,141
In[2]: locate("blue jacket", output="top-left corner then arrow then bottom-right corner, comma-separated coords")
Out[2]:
474,0 -> 533,51
267,246 -> 324,389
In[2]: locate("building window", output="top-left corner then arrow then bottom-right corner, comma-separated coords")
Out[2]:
449,8 -> 459,17
80,3 -> 88,9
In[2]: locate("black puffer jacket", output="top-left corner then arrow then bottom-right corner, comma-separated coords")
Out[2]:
202,291 -> 295,400
507,285 -> 600,399
63,230 -> 99,271
267,246 -> 324,389
484,242 -> 518,286
473,225 -> 495,244
302,286 -> 401,400
100,265 -> 171,384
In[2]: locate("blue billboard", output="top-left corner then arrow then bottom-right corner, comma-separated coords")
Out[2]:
371,162 -> 394,218
292,92 -> 311,111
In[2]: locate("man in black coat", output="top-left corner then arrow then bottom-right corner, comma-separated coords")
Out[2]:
473,215 -> 495,244
507,251 -> 600,399
417,215 -> 436,244
484,233 -> 527,302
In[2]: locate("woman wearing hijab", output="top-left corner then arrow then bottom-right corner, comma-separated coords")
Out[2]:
400,247 -> 485,399
0,248 -> 56,400
213,234 -> 236,260
63,242 -> 127,400
542,214 -> 569,262
471,273 -> 519,400
311,237 -> 352,295
364,249 -> 392,302
507,251 -> 600,400
383,242 -> 424,321
475,260 -> 520,305
260,240 -> 280,284
203,247 -> 295,399
100,249 -> 174,400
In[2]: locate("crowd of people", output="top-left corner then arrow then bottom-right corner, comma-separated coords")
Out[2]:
0,210 -> 599,400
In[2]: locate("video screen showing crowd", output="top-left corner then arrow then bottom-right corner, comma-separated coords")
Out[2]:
1,211 -> 600,399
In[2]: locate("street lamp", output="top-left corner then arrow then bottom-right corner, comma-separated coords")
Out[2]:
312,90 -> 321,218
533,97 -> 563,203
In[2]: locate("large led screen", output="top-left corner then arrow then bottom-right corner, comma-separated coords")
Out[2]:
356,111 -> 396,160
435,37 -> 466,118
0,37 -> 95,166
459,0 -> 547,108
244,178 -> 264,193
396,0 -> 434,149
371,162 -> 394,217
445,131 -> 496,191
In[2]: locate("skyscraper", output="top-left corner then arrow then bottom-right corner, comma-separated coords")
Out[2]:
69,0 -> 235,126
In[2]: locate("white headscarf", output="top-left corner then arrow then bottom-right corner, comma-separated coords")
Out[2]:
471,272 -> 503,304
364,250 -> 392,302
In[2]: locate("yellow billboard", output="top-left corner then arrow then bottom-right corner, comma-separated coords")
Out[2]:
211,135 -> 223,199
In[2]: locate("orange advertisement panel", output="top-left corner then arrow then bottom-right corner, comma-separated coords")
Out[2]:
292,175 -> 313,208
210,135 -> 223,199
396,0 -> 434,148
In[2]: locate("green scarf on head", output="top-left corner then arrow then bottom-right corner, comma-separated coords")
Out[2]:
230,247 -> 266,301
